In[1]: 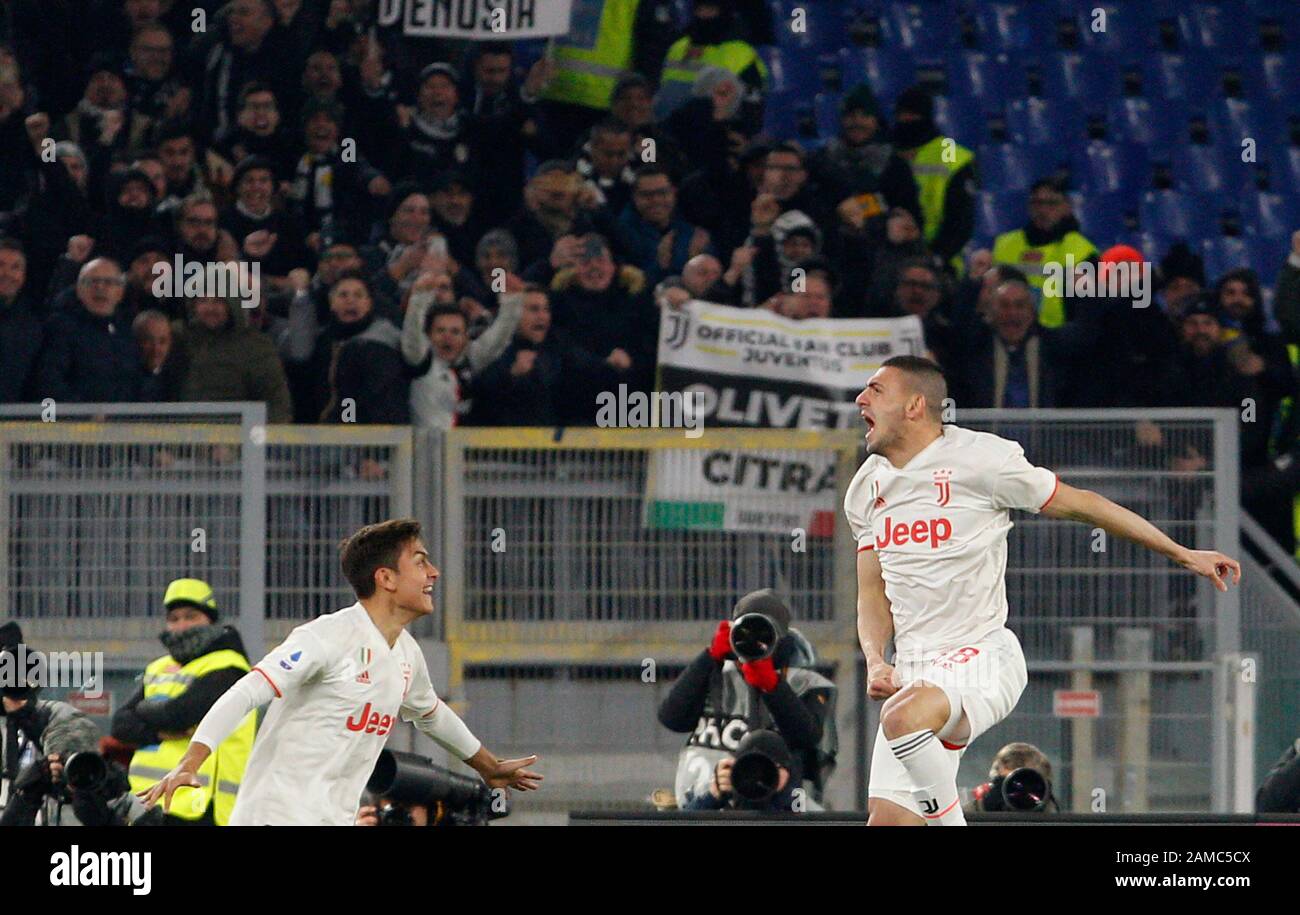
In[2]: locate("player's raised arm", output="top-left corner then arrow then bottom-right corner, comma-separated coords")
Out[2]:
857,548 -> 899,700
1039,481 -> 1242,592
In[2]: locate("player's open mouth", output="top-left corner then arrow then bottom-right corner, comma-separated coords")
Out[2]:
422,586 -> 433,595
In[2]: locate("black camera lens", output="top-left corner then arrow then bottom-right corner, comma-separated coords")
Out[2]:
63,752 -> 107,791
731,751 -> 781,803
730,613 -> 780,662
1001,767 -> 1049,811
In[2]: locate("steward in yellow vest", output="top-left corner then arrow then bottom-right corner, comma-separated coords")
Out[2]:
655,0 -> 767,125
992,178 -> 1097,329
892,86 -> 977,271
112,579 -> 255,825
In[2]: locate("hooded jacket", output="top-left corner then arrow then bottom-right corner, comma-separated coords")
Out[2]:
548,264 -> 658,398
173,296 -> 294,423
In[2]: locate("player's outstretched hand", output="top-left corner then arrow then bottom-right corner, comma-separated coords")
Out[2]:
867,662 -> 900,700
482,755 -> 543,792
138,766 -> 202,812
1180,549 -> 1242,592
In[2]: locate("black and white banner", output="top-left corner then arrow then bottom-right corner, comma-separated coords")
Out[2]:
377,0 -> 572,38
657,301 -> 925,430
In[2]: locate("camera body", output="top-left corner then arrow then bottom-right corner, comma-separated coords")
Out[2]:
974,766 -> 1053,812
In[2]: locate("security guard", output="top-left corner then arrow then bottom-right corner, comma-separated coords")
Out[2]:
892,86 -> 977,274
992,178 -> 1097,329
655,0 -> 767,122
112,579 -> 255,825
541,0 -> 677,145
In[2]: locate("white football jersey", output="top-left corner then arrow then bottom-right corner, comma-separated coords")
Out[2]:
229,603 -> 444,826
844,425 -> 1057,658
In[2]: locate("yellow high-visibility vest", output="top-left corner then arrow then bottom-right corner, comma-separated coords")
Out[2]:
992,227 -> 1098,328
127,647 -> 255,825
909,136 -> 975,246
541,0 -> 640,110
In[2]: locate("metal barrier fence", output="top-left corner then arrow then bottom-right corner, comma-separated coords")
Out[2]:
0,404 -> 410,659
441,410 -> 1255,814
1,405 -> 1284,814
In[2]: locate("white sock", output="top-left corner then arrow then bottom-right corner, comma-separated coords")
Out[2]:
887,729 -> 966,826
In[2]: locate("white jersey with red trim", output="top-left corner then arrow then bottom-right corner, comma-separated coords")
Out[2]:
844,424 -> 1057,658
230,603 -> 446,826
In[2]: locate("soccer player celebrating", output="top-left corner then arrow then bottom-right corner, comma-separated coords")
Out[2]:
141,519 -> 541,825
849,356 -> 1239,826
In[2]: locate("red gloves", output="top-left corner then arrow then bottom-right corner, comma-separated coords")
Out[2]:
708,619 -> 733,662
741,657 -> 779,693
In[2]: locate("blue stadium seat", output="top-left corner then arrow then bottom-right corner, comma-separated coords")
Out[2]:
975,190 -> 1024,245
838,47 -> 916,110
974,2 -> 1053,51
949,51 -> 1025,107
1075,192 -> 1137,246
977,144 -> 1050,192
1201,236 -> 1265,283
1133,231 -> 1176,264
1106,97 -> 1186,154
1238,190 -> 1299,238
932,95 -> 989,147
1139,190 -> 1220,241
1005,97 -> 1082,147
1178,1 -> 1255,53
1208,98 -> 1280,147
1072,141 -> 1151,194
759,47 -> 820,97
813,92 -> 841,140
1277,146 -> 1300,193
772,2 -> 850,53
1245,51 -> 1300,102
880,1 -> 962,53
1073,2 -> 1154,53
1142,50 -> 1221,101
763,90 -> 814,141
1040,50 -> 1124,103
1171,144 -> 1254,195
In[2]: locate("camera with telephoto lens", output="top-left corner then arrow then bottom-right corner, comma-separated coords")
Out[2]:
978,767 -> 1052,812
367,749 -> 509,826
728,730 -> 794,807
730,612 -> 788,663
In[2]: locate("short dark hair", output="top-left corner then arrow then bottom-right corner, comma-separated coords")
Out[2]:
881,355 -> 948,421
0,237 -> 26,258
590,117 -> 632,141
633,164 -> 671,186
340,518 -> 423,599
423,303 -> 466,335
238,81 -> 276,107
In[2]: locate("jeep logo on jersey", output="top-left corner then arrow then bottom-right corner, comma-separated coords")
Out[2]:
876,516 -> 953,549
345,701 -> 395,735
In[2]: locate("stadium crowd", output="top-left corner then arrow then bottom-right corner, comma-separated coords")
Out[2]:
0,0 -> 1298,548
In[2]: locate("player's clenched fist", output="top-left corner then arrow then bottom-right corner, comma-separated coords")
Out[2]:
867,661 -> 900,700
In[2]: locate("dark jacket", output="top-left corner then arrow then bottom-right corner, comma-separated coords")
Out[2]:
1257,739 -> 1300,814
468,331 -> 620,427
111,625 -> 249,749
296,313 -> 411,424
950,320 -> 1097,409
0,292 -> 43,403
173,299 -> 294,423
33,301 -> 143,403
547,266 -> 658,400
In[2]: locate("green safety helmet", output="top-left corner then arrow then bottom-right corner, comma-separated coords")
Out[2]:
163,578 -> 218,620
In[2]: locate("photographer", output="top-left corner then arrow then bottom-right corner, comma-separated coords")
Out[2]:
682,730 -> 800,812
0,626 -> 153,826
353,750 -> 507,827
658,589 -> 837,809
965,741 -> 1059,815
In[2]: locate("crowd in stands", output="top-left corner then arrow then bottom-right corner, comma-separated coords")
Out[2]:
0,0 -> 1298,549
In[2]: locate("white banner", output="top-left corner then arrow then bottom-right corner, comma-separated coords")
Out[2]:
657,301 -> 926,430
377,0 -> 572,38
645,447 -> 840,535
